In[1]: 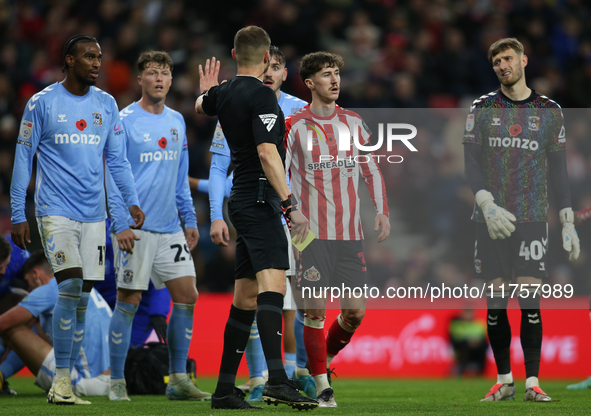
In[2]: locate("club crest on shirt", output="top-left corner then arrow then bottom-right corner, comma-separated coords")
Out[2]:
55,251 -> 66,266
171,128 -> 179,142
92,112 -> 103,127
528,116 -> 540,131
123,269 -> 134,283
303,266 -> 321,282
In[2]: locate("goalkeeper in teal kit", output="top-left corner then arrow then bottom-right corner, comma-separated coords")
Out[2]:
463,38 -> 580,403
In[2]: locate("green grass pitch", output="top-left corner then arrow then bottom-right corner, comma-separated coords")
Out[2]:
2,377 -> 590,415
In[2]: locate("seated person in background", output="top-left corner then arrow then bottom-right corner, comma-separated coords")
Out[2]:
0,251 -> 111,403
449,308 -> 488,377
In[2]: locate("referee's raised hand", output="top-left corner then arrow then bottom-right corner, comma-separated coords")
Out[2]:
290,210 -> 310,245
199,57 -> 221,93
195,57 -> 224,115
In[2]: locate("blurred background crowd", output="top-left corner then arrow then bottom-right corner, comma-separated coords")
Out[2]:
1,0 -> 591,296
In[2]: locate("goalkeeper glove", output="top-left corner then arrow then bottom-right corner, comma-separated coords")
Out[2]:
560,208 -> 580,261
475,190 -> 516,240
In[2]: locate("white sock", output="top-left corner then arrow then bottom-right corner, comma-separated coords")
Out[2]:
262,369 -> 269,381
525,376 -> 539,389
294,366 -> 310,378
55,367 -> 70,379
250,376 -> 265,389
169,372 -> 188,383
497,372 -> 513,384
313,373 -> 330,393
110,378 -> 126,388
326,354 -> 335,366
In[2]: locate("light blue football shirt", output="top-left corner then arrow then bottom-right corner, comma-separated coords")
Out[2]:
208,91 -> 306,221
19,279 -> 112,381
11,82 -> 139,224
106,102 -> 196,235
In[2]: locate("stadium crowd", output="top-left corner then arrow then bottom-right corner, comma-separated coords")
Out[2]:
1,0 -> 591,296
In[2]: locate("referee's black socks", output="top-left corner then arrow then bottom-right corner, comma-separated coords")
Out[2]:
257,291 -> 288,385
487,291 -> 512,375
214,305 -> 255,397
519,290 -> 542,379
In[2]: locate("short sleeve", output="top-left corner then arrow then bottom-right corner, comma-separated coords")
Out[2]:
19,282 -> 58,318
251,87 -> 284,146
202,86 -> 219,116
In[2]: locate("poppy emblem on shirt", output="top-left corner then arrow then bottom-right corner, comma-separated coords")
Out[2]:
158,137 -> 167,149
325,134 -> 337,146
171,128 -> 179,142
76,119 -> 87,131
92,112 -> 103,127
509,125 -> 522,136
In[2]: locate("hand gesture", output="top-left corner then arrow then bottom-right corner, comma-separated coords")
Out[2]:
210,219 -> 230,247
374,213 -> 391,243
11,222 -> 30,250
290,210 -> 310,245
185,227 -> 200,251
129,205 -> 145,229
117,229 -> 140,254
199,57 -> 221,93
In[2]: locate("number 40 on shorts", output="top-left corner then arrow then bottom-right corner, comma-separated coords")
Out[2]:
519,239 -> 546,261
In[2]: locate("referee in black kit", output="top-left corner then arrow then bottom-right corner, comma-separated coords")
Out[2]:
195,26 -> 317,411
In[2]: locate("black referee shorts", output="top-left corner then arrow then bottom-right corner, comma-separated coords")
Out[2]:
228,197 -> 289,279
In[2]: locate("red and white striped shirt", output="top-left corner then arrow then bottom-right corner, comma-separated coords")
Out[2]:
285,105 -> 388,241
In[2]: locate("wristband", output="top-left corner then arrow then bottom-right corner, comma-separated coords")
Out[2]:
281,195 -> 292,209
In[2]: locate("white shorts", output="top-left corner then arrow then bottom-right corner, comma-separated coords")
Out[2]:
37,216 -> 106,280
35,349 -> 110,396
283,224 -> 296,310
113,229 -> 196,291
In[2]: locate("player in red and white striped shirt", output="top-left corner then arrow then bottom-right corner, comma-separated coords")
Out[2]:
286,107 -> 388,240
284,52 -> 390,408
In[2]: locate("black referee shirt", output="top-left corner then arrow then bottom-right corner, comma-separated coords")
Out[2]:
202,76 -> 286,198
